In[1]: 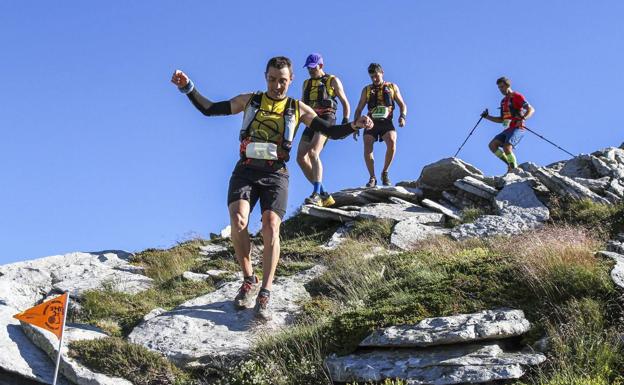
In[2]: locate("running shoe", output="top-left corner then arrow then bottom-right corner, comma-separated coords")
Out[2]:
304,193 -> 323,206
366,176 -> 377,188
381,171 -> 391,186
233,276 -> 260,309
254,291 -> 272,321
320,192 -> 335,207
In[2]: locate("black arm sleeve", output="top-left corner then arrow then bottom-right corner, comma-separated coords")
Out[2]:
309,116 -> 357,140
187,89 -> 232,116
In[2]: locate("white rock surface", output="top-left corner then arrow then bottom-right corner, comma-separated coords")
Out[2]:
128,266 -> 326,367
391,219 -> 450,250
359,200 -> 444,224
0,251 -> 152,311
451,175 -> 550,240
0,305 -> 71,385
360,309 -> 531,347
300,205 -> 358,222
454,176 -> 498,200
421,199 -> 461,220
413,158 -> 484,192
182,271 -> 210,282
325,342 -> 546,384
199,244 -> 228,256
597,250 -> 624,289
321,223 -> 354,250
20,323 -> 132,385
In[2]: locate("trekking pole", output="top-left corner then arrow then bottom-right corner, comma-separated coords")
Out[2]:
454,115 -> 484,157
523,125 -> 575,157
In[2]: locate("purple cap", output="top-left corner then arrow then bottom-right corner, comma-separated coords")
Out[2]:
303,53 -> 323,68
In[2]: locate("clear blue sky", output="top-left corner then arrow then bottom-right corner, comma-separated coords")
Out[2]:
1,1 -> 622,264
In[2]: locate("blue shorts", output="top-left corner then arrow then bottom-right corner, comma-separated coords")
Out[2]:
493,128 -> 524,147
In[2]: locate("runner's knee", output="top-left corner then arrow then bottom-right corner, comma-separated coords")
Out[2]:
261,212 -> 281,240
230,212 -> 248,232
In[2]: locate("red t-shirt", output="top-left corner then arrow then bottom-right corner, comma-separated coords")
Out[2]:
500,92 -> 528,130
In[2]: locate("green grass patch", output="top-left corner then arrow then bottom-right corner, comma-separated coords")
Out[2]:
216,225 -> 620,385
69,337 -> 192,385
549,198 -> 624,237
76,278 -> 214,336
348,219 -> 394,245
132,239 -> 209,282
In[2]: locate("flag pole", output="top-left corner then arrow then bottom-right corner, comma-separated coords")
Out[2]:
52,292 -> 70,385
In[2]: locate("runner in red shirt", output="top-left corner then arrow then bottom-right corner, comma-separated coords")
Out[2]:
481,77 -> 535,172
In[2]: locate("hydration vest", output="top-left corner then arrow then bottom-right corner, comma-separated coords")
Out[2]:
500,93 -> 524,129
239,92 -> 300,170
366,82 -> 396,119
302,74 -> 337,115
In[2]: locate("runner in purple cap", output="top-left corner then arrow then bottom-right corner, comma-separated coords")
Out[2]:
297,53 -> 351,207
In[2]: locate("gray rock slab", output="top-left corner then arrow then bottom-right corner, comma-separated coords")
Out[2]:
21,323 -> 131,385
597,251 -> 624,289
182,272 -> 210,282
0,251 -> 152,312
454,176 -> 498,200
421,199 -> 461,220
415,158 -> 484,193
128,265 -> 326,367
360,309 -> 531,347
360,186 -> 423,203
359,201 -> 444,224
325,342 -> 546,384
530,167 -> 610,204
321,223 -> 354,250
0,305 -> 71,385
199,244 -> 229,256
608,179 -> 624,197
495,180 -> 550,223
300,205 -> 358,222
559,155 -> 596,179
391,220 -> 450,250
608,239 -> 624,254
573,177 -> 610,193
451,215 -> 539,240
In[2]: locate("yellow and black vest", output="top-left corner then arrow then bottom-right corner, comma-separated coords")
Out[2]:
366,82 -> 396,119
239,92 -> 301,170
302,74 -> 337,116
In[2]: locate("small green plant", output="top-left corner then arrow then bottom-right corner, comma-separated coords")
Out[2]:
348,218 -> 394,245
132,239 -> 208,282
69,338 -> 192,385
77,277 -> 214,336
549,198 -> 624,236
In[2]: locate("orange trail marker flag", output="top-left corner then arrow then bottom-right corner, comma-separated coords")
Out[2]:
13,292 -> 70,385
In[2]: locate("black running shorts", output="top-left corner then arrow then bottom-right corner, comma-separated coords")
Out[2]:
227,163 -> 289,219
364,118 -> 396,142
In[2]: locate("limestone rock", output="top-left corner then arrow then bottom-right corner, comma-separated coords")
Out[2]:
454,176 -> 498,201
300,205 -> 358,222
530,167 -> 610,204
0,305 -> 71,385
421,199 -> 461,220
128,266 -> 326,367
0,251 -> 152,311
21,323 -> 131,385
360,186 -> 423,204
360,309 -> 531,347
559,155 -> 596,179
182,271 -> 210,282
321,223 -> 354,250
358,200 -> 444,224
495,180 -> 550,223
573,177 -> 610,193
414,158 -> 484,193
451,215 -> 533,240
597,251 -> 624,289
199,244 -> 229,256
325,342 -> 546,384
391,219 -> 450,250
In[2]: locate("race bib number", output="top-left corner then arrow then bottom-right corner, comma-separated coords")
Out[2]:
245,142 -> 279,160
371,106 -> 390,119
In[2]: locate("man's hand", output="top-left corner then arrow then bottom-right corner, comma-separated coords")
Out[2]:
399,116 -> 406,127
481,109 -> 489,118
354,115 -> 374,129
171,70 -> 189,88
